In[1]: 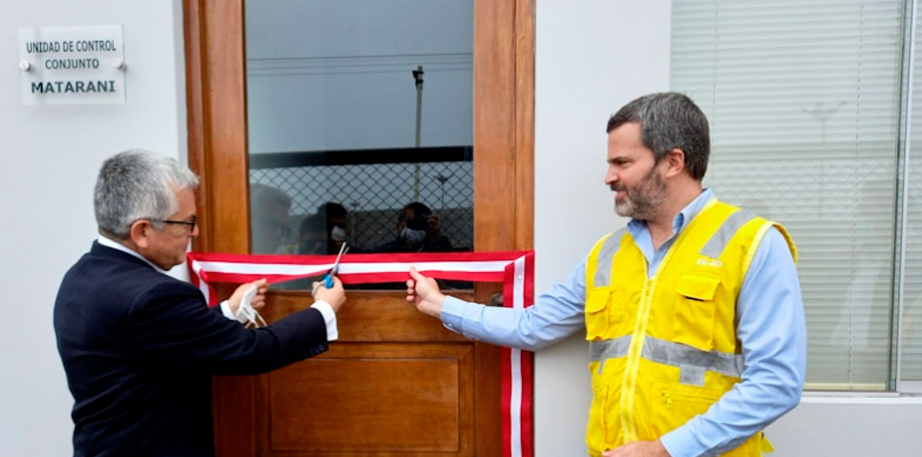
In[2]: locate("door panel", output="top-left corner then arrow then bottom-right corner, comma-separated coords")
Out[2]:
183,1 -> 534,456
262,343 -> 474,455
256,292 -> 476,456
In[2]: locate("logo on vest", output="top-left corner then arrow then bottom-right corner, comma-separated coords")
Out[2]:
696,257 -> 723,268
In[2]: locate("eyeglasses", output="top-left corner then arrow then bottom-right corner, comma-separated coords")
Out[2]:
157,216 -> 197,232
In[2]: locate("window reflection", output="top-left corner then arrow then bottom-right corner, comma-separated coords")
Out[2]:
244,1 -> 474,290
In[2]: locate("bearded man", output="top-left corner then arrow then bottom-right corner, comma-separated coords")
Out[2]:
405,92 -> 806,457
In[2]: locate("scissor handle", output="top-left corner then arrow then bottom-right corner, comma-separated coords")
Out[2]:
322,244 -> 347,290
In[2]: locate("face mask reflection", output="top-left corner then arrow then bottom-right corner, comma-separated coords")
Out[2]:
400,226 -> 427,248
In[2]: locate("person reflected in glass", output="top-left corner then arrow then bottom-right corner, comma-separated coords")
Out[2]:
296,202 -> 360,255
317,202 -> 350,254
249,183 -> 293,254
375,202 -> 452,253
298,213 -> 329,255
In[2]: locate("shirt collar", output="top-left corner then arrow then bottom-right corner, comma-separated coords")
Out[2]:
626,187 -> 716,236
97,235 -> 169,274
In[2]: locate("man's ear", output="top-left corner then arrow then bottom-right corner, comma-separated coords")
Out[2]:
129,219 -> 153,249
663,148 -> 686,178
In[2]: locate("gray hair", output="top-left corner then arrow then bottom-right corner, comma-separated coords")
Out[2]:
249,182 -> 292,212
94,149 -> 199,239
606,92 -> 710,181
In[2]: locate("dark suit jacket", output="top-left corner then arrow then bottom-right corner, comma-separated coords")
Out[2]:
54,242 -> 329,457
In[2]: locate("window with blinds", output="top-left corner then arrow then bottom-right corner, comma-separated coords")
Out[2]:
671,0 -> 906,390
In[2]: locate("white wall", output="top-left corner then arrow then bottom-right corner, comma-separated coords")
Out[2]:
767,397 -> 922,456
532,1 -> 922,457
0,1 -> 187,455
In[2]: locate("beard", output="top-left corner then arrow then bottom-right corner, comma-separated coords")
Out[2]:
614,166 -> 668,219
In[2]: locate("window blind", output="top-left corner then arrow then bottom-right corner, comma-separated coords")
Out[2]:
671,0 -> 905,390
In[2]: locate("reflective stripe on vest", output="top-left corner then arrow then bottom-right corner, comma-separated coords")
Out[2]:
589,336 -> 744,385
594,209 -> 755,288
594,228 -> 626,288
700,210 -> 756,259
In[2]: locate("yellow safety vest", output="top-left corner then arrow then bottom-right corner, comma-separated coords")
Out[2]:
584,200 -> 796,457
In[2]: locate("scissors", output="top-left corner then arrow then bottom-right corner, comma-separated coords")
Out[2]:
324,242 -> 349,288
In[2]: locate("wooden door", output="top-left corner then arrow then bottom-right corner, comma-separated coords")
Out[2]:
183,1 -> 534,456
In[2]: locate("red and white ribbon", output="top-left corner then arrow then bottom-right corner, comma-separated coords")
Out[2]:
187,250 -> 535,457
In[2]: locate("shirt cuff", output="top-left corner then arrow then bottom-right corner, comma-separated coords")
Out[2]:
311,300 -> 339,341
440,295 -> 467,334
660,425 -> 703,457
219,300 -> 235,320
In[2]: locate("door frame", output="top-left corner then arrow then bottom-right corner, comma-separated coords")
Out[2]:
183,0 -> 535,455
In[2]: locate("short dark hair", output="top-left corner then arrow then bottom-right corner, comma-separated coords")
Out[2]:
400,202 -> 432,230
318,202 -> 347,221
606,92 -> 710,181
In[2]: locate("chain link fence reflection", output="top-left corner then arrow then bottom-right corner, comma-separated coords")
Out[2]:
250,158 -> 473,253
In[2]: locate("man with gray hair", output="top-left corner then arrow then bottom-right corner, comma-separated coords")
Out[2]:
54,149 -> 346,457
407,92 -> 806,457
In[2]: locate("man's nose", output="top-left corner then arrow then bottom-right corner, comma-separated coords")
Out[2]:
605,169 -> 618,186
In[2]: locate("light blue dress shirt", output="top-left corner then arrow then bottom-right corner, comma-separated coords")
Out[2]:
440,189 -> 806,457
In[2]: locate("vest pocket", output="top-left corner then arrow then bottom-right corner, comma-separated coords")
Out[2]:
585,286 -> 613,339
586,368 -> 610,454
650,381 -> 723,435
673,273 -> 720,351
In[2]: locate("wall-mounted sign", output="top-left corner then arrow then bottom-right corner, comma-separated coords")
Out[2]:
19,25 -> 126,105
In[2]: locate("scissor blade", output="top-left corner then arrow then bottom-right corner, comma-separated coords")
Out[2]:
329,243 -> 349,274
